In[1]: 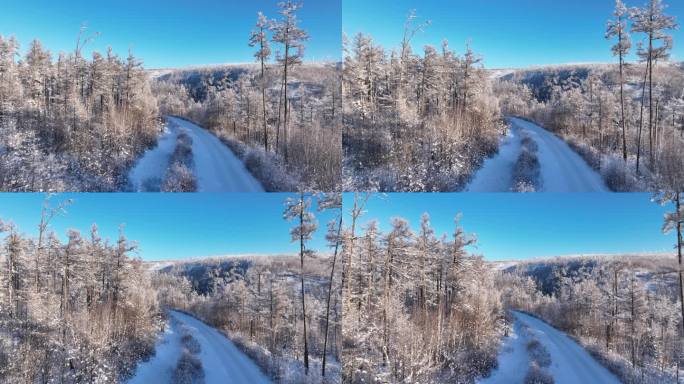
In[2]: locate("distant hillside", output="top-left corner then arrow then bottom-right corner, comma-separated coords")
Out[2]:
494,253 -> 678,296
491,61 -> 684,102
149,253 -> 333,295
149,62 -> 341,102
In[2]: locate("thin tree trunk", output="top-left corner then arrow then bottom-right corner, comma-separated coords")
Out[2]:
322,212 -> 343,377
676,193 -> 684,336
619,47 -> 627,162
636,60 -> 650,174
298,193 -> 309,375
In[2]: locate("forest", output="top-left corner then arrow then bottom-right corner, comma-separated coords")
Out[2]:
0,30 -> 159,191
0,0 -> 340,192
0,196 -> 161,382
152,0 -> 341,192
0,192 -> 345,383
341,192 -> 683,383
499,191 -> 683,383
496,0 -> 683,192
342,12 -> 503,192
151,192 -> 343,383
342,193 -> 502,382
344,0 -> 684,192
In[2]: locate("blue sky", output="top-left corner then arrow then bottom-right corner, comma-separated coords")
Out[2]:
0,193 -> 339,261
345,193 -> 676,261
0,0 -> 341,68
343,0 -> 684,68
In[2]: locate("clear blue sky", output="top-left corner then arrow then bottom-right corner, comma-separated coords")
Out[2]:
345,193 -> 677,261
0,0 -> 341,68
0,193 -> 339,261
343,0 -> 684,68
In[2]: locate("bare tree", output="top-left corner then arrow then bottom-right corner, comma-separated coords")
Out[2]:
271,0 -> 308,163
283,192 -> 317,374
249,12 -> 271,151
606,0 -> 632,162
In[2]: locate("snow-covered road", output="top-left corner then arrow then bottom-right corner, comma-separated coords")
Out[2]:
481,311 -> 620,384
466,117 -> 608,192
129,310 -> 271,384
466,123 -> 523,192
128,116 -> 263,192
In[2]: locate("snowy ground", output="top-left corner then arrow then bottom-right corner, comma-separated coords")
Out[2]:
478,318 -> 528,384
129,310 -> 271,384
466,123 -> 523,191
466,117 -> 608,192
481,311 -> 620,384
128,116 -> 263,192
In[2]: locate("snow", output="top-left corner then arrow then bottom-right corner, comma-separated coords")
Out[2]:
465,117 -> 608,192
128,125 -> 179,191
466,125 -> 523,192
513,311 -> 620,384
478,319 -> 529,384
128,315 -> 184,384
129,310 -> 271,384
128,116 -> 264,192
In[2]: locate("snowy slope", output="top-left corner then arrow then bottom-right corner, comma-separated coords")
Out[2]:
513,311 -> 620,384
127,117 -> 263,192
465,117 -> 607,192
129,310 -> 271,384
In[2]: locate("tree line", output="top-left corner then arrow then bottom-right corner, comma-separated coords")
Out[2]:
0,196 -> 160,383
154,0 -> 341,191
153,192 -> 343,383
341,194 -> 502,382
499,192 -> 684,382
498,0 -> 683,191
0,28 -> 159,191
343,11 -> 503,191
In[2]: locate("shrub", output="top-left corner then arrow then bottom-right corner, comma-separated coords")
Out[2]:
161,132 -> 197,192
162,163 -> 197,192
180,333 -> 201,355
524,363 -> 554,384
512,134 -> 541,191
527,339 -> 551,368
172,351 -> 205,384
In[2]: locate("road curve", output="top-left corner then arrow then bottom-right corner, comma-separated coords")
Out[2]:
129,310 -> 271,384
466,117 -> 608,192
169,311 -> 271,384
166,117 -> 264,192
128,116 -> 263,192
510,117 -> 607,192
513,311 -> 620,384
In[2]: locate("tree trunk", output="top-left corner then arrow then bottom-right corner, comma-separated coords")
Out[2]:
676,193 -> 684,336
322,212 -> 343,377
298,194 -> 309,375
636,60 -> 650,174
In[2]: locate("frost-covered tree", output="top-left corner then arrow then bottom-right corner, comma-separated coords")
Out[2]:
606,0 -> 632,161
249,12 -> 272,151
342,204 -> 501,383
343,11 -> 502,191
271,0 -> 308,163
0,201 -> 160,383
0,29 -> 159,191
631,0 -> 678,168
284,192 -> 318,375
657,191 -> 684,335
